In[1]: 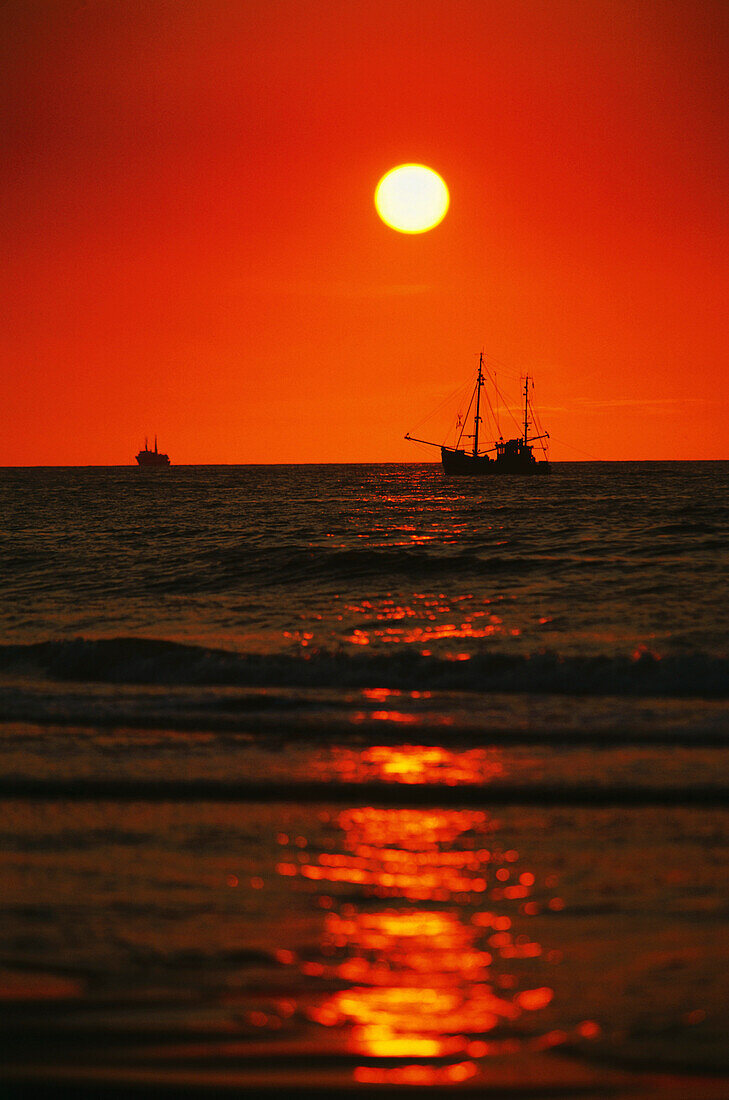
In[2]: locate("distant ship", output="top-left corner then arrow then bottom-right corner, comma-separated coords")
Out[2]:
135,436 -> 170,467
405,351 -> 550,475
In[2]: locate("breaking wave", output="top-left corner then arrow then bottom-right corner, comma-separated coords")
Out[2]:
1,636 -> 727,699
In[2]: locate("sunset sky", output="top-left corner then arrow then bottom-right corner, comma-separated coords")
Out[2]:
2,0 -> 727,464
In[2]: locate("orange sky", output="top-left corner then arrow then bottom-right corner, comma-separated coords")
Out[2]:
2,0 -> 727,464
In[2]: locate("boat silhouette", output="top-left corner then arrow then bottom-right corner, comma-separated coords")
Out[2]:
135,436 -> 170,467
406,352 -> 550,475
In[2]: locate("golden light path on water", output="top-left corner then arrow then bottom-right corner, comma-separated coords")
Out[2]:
273,744 -> 592,1086
284,590 -> 537,662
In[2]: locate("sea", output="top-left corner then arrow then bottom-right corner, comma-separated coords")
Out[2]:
1,460 -> 728,1097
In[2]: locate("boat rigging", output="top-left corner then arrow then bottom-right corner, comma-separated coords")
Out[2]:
405,351 -> 550,475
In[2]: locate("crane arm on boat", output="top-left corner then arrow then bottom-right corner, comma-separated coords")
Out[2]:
403,433 -> 442,449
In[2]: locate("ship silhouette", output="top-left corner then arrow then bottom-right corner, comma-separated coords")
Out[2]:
135,436 -> 170,467
406,351 -> 550,475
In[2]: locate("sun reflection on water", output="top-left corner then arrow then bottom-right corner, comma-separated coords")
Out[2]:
273,748 -> 580,1083
329,743 -> 506,786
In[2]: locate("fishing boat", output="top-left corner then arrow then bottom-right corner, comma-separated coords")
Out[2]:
405,352 -> 550,475
135,436 -> 171,467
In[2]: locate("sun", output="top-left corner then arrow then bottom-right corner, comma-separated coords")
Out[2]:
374,164 -> 449,234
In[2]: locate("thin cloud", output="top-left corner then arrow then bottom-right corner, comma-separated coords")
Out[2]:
574,398 -> 709,410
239,278 -> 432,299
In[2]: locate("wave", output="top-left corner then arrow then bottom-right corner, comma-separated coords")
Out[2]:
152,545 -> 549,593
1,775 -> 726,807
1,637 -> 728,699
143,541 -> 690,595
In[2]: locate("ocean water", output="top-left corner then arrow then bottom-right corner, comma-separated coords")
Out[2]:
1,461 -> 728,1096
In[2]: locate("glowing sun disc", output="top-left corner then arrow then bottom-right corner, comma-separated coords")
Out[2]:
375,164 -> 449,233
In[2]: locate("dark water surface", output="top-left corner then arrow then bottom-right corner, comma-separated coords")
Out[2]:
1,462 -> 728,1095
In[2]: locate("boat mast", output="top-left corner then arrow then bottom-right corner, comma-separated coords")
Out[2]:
473,352 -> 484,457
523,375 -> 529,444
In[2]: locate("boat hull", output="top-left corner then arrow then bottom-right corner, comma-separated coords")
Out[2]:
136,453 -> 170,467
441,447 -> 549,476
441,448 -> 493,475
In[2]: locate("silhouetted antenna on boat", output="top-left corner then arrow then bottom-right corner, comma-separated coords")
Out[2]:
473,352 -> 484,457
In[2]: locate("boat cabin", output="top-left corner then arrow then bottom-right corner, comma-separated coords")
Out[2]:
495,439 -> 532,460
